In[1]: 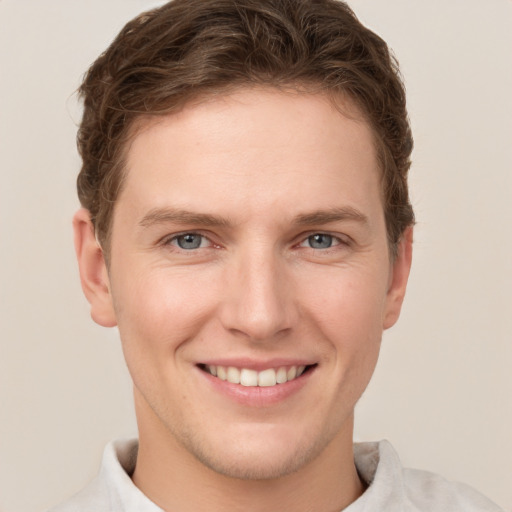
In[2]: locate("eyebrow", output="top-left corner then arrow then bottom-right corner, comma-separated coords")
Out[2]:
293,207 -> 369,226
139,208 -> 232,228
139,206 -> 368,229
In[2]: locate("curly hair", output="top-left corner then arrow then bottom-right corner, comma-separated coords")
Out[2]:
77,0 -> 414,257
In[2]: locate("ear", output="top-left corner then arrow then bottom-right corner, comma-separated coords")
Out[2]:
73,209 -> 117,327
383,226 -> 413,330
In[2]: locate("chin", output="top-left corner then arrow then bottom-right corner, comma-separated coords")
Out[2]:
177,423 -> 334,481
193,445 -> 312,481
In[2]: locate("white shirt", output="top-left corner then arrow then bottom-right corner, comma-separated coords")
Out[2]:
48,439 -> 504,512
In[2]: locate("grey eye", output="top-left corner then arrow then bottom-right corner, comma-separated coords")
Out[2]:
307,234 -> 334,249
175,233 -> 204,249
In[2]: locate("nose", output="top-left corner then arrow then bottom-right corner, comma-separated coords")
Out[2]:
219,246 -> 298,342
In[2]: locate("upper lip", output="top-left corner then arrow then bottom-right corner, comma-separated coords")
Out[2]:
198,358 -> 316,371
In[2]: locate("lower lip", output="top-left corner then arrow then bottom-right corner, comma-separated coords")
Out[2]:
197,366 -> 314,407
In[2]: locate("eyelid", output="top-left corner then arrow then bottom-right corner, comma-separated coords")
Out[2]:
158,230 -> 351,251
161,230 -> 215,249
299,235 -> 338,250
296,231 -> 350,248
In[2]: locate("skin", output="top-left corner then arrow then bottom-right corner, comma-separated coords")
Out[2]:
74,88 -> 413,512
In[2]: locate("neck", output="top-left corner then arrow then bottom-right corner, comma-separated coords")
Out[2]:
132,397 -> 365,512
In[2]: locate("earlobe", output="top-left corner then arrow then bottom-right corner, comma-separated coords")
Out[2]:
73,209 -> 117,327
383,226 -> 413,330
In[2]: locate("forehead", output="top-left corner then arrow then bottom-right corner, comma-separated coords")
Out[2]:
118,88 -> 383,226
127,87 -> 375,163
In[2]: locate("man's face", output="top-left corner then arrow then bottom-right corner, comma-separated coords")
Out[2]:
83,88 -> 411,479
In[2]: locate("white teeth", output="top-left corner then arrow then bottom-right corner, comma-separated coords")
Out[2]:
276,367 -> 287,384
258,368 -> 277,387
287,366 -> 297,380
226,366 -> 240,384
205,364 -> 309,387
240,369 -> 258,386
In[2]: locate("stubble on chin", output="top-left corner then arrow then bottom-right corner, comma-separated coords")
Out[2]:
168,416 -> 349,482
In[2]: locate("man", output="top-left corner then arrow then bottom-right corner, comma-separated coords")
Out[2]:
50,0 -> 503,510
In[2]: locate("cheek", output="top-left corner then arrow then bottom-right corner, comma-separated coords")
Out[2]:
111,266 -> 220,356
300,265 -> 389,338
110,266 -> 222,408
294,269 -> 386,427
299,265 -> 387,385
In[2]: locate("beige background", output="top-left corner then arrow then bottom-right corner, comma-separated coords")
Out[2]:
1,1 -> 511,511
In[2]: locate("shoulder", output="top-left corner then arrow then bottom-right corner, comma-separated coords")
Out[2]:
46,439 -> 162,512
402,465 -> 504,511
353,440 -> 504,512
46,475 -> 108,512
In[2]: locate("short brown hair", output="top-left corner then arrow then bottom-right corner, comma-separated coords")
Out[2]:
77,0 -> 414,256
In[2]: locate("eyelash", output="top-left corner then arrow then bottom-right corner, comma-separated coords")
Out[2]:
163,232 -> 215,250
299,233 -> 345,250
162,231 -> 349,252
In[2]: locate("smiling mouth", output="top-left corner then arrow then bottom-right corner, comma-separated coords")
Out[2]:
198,364 -> 315,387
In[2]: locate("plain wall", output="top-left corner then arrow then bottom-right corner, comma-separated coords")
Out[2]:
0,1 -> 510,511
